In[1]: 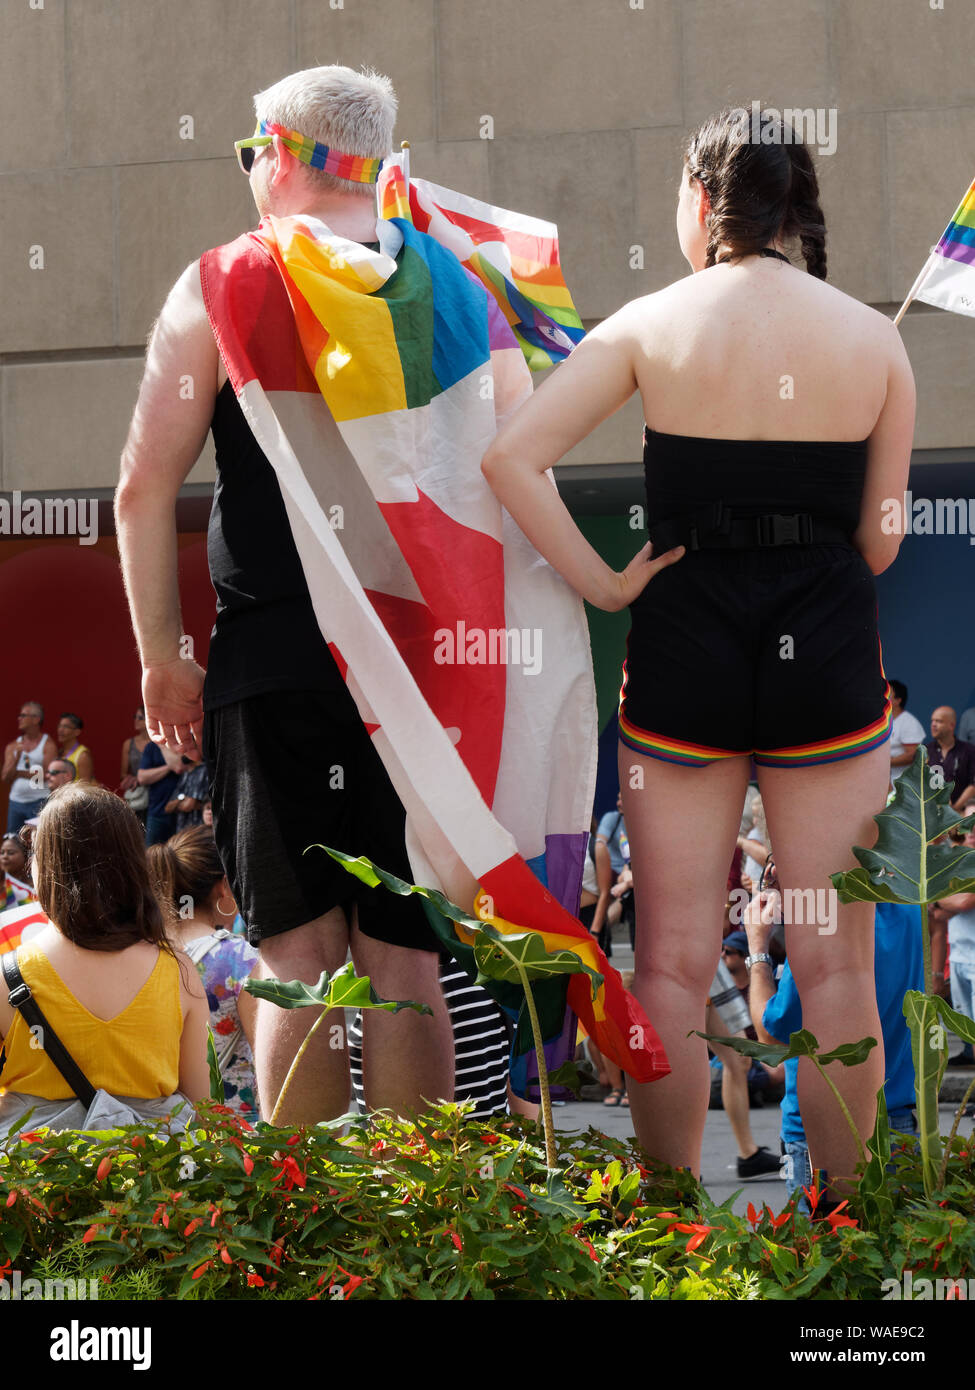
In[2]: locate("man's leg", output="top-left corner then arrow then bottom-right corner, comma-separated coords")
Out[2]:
350,919 -> 453,1117
254,910 -> 351,1125
706,1003 -> 759,1160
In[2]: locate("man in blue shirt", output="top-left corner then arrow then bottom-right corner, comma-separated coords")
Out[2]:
744,893 -> 923,1211
138,741 -> 181,846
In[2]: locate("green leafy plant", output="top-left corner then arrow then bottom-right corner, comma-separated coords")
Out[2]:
4,1101 -> 975,1300
313,846 -> 602,1169
694,1028 -> 878,1168
243,963 -> 432,1124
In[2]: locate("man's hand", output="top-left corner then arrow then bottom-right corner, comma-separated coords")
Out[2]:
744,888 -> 781,954
143,659 -> 206,755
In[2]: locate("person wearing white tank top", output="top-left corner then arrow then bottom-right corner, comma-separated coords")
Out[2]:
2,701 -> 53,834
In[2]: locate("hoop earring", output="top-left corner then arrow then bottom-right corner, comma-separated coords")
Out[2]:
216,897 -> 237,917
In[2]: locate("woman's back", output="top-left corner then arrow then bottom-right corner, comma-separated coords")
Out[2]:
630,258 -> 895,442
0,928 -> 183,1100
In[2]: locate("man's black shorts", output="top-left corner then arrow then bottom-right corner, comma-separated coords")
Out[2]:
203,689 -> 440,951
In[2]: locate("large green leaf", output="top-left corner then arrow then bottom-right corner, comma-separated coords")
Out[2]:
831,745 -> 975,906
206,1028 -> 225,1104
857,1086 -> 893,1230
472,923 -> 602,998
243,961 -> 431,1015
695,1027 -> 877,1068
903,989 -> 948,1196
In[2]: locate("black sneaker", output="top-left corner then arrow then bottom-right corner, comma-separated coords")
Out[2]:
737,1146 -> 784,1180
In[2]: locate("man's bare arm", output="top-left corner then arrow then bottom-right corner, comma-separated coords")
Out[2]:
115,260 -> 219,752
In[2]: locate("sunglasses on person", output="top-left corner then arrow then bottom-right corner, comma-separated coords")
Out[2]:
235,132 -> 272,175
234,121 -> 384,182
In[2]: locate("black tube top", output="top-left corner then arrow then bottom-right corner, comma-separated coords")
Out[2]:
642,427 -> 869,536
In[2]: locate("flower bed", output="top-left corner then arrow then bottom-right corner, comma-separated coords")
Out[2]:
2,1101 -> 973,1300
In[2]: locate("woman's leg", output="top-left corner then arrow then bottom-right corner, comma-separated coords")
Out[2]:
757,742 -> 890,1196
621,745 -> 751,1175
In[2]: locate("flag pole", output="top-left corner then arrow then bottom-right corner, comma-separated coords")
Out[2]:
400,139 -> 410,187
893,247 -> 937,327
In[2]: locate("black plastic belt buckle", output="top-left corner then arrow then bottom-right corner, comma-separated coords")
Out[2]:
7,981 -> 32,1009
757,513 -> 813,547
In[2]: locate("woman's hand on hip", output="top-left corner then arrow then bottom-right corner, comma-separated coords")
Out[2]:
601,541 -> 685,612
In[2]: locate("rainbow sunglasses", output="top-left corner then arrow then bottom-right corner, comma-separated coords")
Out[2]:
234,120 -> 383,184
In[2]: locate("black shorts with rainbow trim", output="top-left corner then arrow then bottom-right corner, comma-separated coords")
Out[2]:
618,543 -> 892,769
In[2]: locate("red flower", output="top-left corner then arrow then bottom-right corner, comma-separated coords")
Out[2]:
272,1155 -> 306,1191
246,1273 -> 264,1287
191,1261 -> 212,1280
449,1231 -> 463,1252
96,1156 -> 112,1181
801,1178 -> 821,1213
82,1225 -> 99,1244
215,1017 -> 236,1035
667,1221 -> 713,1253
579,1237 -> 599,1263
5,1192 -> 15,1209
220,1248 -> 233,1265
184,1219 -> 203,1238
824,1201 -> 858,1233
286,1134 -> 302,1146
242,1154 -> 254,1176
18,1131 -> 41,1143
746,1202 -> 759,1227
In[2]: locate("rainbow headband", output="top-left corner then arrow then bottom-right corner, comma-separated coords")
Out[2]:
259,120 -> 383,184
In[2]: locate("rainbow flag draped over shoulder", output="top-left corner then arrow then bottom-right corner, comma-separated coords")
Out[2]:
913,175 -> 975,317
200,181 -> 667,1095
378,153 -> 585,369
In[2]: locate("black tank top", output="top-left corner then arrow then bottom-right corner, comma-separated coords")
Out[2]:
203,380 -> 357,713
642,427 -> 869,535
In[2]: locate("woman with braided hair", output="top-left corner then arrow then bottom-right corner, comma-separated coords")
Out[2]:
481,107 -> 916,1203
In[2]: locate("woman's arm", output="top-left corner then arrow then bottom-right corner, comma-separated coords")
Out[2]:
588,839 -> 614,939
481,305 -> 685,611
853,320 -> 916,575
177,954 -> 211,1103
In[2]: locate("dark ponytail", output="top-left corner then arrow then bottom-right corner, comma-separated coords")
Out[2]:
684,107 -> 828,280
147,825 -> 226,929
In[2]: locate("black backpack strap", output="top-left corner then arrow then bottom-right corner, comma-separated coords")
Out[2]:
1,950 -> 97,1107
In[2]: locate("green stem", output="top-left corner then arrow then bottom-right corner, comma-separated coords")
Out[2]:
270,1007 -> 330,1126
809,1055 -> 867,1170
923,903 -> 934,995
938,1073 -> 975,1191
515,962 -> 556,1170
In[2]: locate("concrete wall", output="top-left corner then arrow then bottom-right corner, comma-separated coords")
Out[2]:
1,0 -> 974,491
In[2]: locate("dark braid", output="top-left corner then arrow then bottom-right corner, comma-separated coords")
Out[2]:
684,107 -> 827,278
783,141 -> 827,280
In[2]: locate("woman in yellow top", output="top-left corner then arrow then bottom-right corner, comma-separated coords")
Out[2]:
56,712 -> 94,783
0,782 -> 209,1137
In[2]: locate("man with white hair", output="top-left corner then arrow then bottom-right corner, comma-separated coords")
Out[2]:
116,66 -> 455,1124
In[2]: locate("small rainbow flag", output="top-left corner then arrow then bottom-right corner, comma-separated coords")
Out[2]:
378,153 -> 585,370
910,175 -> 975,318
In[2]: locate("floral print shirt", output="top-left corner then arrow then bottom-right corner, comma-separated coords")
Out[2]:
186,930 -> 259,1118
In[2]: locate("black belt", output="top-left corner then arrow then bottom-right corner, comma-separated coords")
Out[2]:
648,502 -> 851,553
